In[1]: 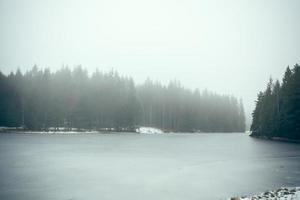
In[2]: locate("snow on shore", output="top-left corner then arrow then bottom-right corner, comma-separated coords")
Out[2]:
0,127 -> 100,134
1,126 -> 165,134
136,127 -> 164,134
230,187 -> 300,200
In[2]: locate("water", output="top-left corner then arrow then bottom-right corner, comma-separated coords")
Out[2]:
0,133 -> 300,200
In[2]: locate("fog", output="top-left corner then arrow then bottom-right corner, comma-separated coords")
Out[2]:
0,0 -> 300,126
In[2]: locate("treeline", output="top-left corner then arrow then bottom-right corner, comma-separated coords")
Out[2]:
137,80 -> 245,132
251,64 -> 300,139
0,66 -> 245,132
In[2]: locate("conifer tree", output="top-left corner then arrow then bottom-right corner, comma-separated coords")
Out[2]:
0,66 -> 246,133
251,64 -> 300,139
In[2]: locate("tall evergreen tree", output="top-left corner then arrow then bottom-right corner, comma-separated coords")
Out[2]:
251,64 -> 300,140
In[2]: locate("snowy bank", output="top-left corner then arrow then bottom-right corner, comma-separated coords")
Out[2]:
229,187 -> 300,200
136,127 -> 164,134
0,126 -> 133,134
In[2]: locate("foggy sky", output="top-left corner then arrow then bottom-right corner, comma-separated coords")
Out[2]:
0,0 -> 300,125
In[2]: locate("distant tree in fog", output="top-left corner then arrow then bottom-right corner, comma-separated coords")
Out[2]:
0,66 -> 246,132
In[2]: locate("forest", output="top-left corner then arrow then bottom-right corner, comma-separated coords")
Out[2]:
251,64 -> 300,140
0,66 -> 245,132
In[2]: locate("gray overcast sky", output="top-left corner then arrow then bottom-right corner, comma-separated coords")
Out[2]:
0,0 -> 300,125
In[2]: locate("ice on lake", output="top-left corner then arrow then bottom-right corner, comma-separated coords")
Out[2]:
0,133 -> 300,200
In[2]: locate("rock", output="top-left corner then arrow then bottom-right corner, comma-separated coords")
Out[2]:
283,191 -> 290,195
290,188 -> 296,193
229,186 -> 300,200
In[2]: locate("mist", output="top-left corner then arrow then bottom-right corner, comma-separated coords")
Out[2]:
1,0 -> 300,127
1,1 -> 300,200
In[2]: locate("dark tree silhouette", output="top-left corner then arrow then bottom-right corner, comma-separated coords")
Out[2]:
251,64 -> 300,140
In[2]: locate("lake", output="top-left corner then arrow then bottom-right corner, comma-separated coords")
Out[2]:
0,133 -> 300,200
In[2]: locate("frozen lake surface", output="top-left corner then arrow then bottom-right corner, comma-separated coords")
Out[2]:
0,133 -> 300,200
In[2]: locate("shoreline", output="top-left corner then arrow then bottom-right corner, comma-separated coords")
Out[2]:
250,134 -> 300,143
229,187 -> 300,200
0,127 -> 247,134
0,130 -> 133,134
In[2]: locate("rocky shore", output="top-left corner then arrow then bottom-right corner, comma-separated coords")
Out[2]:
230,187 -> 300,200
